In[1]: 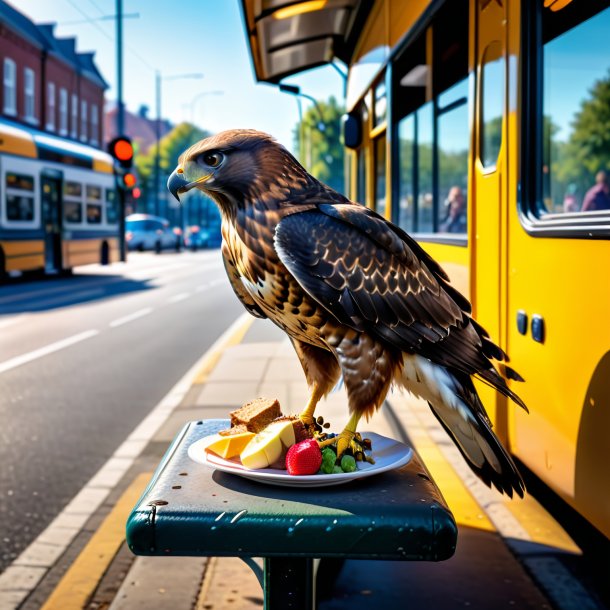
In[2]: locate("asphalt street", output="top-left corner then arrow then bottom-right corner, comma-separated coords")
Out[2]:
0,250 -> 243,572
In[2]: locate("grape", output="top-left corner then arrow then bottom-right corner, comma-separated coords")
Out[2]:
340,455 -> 357,473
332,465 -> 343,474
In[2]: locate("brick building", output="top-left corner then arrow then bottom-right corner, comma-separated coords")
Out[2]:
105,103 -> 172,154
0,0 -> 107,147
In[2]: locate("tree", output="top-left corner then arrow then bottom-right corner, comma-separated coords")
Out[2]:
135,122 -> 211,221
294,96 -> 345,194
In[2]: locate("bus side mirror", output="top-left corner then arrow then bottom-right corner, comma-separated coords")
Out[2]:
343,113 -> 361,150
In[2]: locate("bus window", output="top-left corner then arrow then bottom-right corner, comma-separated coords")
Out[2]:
373,80 -> 387,128
6,172 -> 34,191
86,184 -> 102,224
86,185 -> 102,201
86,204 -> 102,224
106,188 -> 118,224
437,79 -> 469,234
480,41 -> 504,169
397,113 -> 414,232
7,195 -> 34,221
417,102 -> 434,233
374,134 -> 386,217
356,147 -> 366,205
392,0 -> 468,238
64,181 -> 83,223
540,4 -> 610,215
5,172 -> 35,222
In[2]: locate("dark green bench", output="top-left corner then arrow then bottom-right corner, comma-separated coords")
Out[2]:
126,419 -> 457,609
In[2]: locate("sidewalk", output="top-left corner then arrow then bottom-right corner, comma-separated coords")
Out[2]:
18,316 -> 598,610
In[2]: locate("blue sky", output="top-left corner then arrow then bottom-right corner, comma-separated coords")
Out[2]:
15,0 -> 344,152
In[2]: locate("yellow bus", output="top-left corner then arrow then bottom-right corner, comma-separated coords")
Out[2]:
0,119 -> 120,279
241,0 -> 610,539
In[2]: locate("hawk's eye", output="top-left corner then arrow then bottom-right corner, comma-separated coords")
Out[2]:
201,152 -> 224,168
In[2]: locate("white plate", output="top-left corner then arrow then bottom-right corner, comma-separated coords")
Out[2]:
187,432 -> 413,488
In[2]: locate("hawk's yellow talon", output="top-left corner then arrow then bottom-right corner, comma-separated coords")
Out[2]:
317,430 -> 355,457
299,413 -> 315,426
334,430 -> 355,457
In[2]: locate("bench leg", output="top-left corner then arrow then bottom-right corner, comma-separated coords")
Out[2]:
263,557 -> 315,610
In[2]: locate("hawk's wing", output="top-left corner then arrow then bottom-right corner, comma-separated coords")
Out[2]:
274,204 -> 506,382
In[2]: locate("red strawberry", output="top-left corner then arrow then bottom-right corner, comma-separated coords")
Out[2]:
285,439 -> 322,475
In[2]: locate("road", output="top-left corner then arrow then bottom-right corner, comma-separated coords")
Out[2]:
0,251 -> 243,572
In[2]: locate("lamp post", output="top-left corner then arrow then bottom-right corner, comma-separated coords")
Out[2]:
154,71 -> 204,217
278,83 -> 325,168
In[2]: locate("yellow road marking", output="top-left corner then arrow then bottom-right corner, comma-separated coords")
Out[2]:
41,473 -> 151,610
392,402 -> 495,532
193,315 -> 255,384
504,495 -> 580,553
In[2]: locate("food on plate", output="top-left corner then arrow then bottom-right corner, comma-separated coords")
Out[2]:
340,454 -> 357,473
205,431 -> 255,459
204,397 -> 374,476
285,439 -> 323,475
229,397 -> 282,433
218,424 -> 250,437
240,419 -> 296,470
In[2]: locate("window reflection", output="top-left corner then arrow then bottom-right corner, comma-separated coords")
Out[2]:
398,114 -> 414,232
542,6 -> 610,214
374,135 -> 386,217
417,102 -> 433,232
481,42 -> 504,169
438,80 -> 469,234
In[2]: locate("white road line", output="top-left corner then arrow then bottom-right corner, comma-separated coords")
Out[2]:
109,308 -> 153,328
168,292 -> 190,304
0,330 -> 99,375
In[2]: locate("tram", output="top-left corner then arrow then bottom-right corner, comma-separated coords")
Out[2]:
0,119 -> 120,278
241,0 -> 610,539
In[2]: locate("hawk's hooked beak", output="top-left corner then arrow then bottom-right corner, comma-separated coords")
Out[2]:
168,167 -> 189,202
168,167 -> 214,202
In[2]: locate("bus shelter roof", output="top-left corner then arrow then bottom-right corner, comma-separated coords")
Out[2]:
239,0 -> 373,83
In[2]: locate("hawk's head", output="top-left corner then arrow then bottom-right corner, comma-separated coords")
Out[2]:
168,129 -> 309,214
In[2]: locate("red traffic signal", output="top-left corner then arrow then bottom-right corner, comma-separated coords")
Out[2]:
108,136 -> 134,168
123,172 -> 137,188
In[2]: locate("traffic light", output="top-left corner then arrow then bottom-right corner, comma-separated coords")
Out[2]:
108,136 -> 134,168
123,172 -> 137,189
108,136 -> 137,191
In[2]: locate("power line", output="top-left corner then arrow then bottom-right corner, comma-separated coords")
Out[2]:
64,0 -> 155,74
65,0 -> 113,41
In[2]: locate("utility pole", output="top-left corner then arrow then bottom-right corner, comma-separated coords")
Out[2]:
116,0 -> 126,260
155,70 -> 161,217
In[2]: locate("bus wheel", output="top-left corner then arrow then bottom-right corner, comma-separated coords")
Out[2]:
101,242 -> 110,266
155,241 -> 162,254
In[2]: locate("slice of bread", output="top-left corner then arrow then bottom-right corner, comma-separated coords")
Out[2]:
229,397 -> 282,433
218,424 -> 250,437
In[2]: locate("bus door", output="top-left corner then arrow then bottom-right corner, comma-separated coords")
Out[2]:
471,0 -> 510,439
40,172 -> 63,273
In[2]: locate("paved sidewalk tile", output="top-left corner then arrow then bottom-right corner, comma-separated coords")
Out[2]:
197,557 -> 263,610
109,556 -> 208,610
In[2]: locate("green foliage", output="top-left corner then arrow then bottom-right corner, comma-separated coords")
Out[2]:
135,122 -> 210,197
546,70 -> 610,210
294,96 -> 345,194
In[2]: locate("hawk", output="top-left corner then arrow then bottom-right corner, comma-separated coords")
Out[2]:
168,129 -> 527,497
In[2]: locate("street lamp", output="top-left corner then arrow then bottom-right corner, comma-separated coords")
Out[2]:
188,90 -> 224,125
154,71 -> 204,217
278,83 -> 325,168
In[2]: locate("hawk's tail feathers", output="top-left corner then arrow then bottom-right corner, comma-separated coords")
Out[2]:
399,356 -> 526,498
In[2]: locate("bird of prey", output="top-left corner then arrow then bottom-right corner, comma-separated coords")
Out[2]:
168,129 -> 527,497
